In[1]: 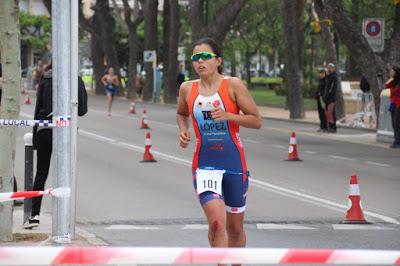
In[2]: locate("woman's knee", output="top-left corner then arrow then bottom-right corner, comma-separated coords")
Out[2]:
226,223 -> 244,238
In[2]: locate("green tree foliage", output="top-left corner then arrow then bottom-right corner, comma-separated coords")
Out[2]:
19,12 -> 51,53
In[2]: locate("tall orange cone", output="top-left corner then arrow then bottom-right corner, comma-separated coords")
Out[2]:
24,94 -> 32,105
129,102 -> 136,114
285,132 -> 302,161
140,109 -> 150,129
140,132 -> 157,162
343,174 -> 367,224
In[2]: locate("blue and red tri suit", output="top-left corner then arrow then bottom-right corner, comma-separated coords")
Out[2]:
188,77 -> 249,213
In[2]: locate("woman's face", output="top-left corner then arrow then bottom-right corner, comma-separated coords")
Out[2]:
108,68 -> 115,75
390,69 -> 396,78
192,44 -> 222,77
319,72 -> 326,79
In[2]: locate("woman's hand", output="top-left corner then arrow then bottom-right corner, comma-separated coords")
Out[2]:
211,108 -> 231,121
179,130 -> 191,148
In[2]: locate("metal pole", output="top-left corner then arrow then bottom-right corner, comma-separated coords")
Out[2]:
70,0 -> 79,239
52,0 -> 71,244
153,54 -> 157,102
23,133 -> 34,224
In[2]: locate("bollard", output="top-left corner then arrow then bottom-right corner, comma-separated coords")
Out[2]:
376,89 -> 394,143
23,133 -> 34,223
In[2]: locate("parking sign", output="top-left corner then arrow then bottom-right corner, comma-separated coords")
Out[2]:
362,18 -> 384,52
144,50 -> 156,62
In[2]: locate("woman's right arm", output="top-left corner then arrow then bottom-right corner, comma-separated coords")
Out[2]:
101,75 -> 107,86
386,78 -> 393,88
177,82 -> 191,148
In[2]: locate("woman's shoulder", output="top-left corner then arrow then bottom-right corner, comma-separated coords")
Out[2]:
226,76 -> 247,91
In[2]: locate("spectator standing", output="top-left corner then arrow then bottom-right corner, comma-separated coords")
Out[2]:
385,66 -> 400,149
324,63 -> 338,133
316,69 -> 327,132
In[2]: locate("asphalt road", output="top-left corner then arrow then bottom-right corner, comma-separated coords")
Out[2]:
13,93 -> 400,250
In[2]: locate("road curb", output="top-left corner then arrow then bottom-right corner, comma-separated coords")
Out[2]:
75,226 -> 109,246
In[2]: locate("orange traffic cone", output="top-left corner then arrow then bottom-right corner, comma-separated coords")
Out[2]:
129,102 -> 136,114
24,94 -> 32,105
140,109 -> 150,129
140,132 -> 156,163
285,132 -> 301,161
343,174 -> 367,224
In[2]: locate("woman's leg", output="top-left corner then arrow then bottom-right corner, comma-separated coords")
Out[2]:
202,199 -> 228,247
226,212 -> 246,266
31,130 -> 52,217
226,212 -> 246,247
106,93 -> 112,115
394,107 -> 400,145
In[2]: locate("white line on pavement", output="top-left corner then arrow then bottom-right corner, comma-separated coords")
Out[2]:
304,151 -> 317,154
256,224 -> 316,230
243,139 -> 260,144
366,161 -> 391,168
332,224 -> 395,230
79,129 -> 400,225
88,108 -> 179,129
182,224 -> 208,230
106,225 -> 160,230
329,155 -> 356,161
272,144 -> 286,149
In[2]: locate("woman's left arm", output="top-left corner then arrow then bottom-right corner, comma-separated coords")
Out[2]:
113,76 -> 120,86
211,77 -> 262,129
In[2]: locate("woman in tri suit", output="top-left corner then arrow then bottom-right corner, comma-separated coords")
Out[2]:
101,67 -> 119,116
176,37 -> 262,253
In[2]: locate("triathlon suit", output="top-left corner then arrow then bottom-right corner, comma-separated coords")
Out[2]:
104,75 -> 116,96
188,77 -> 249,213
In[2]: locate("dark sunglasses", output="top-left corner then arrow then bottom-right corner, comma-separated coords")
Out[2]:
191,52 -> 217,62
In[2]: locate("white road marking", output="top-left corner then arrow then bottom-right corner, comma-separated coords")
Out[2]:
183,224 -> 208,230
329,155 -> 356,161
256,223 -> 316,230
243,138 -> 260,144
106,225 -> 160,230
79,129 -> 400,225
332,224 -> 394,230
366,161 -> 391,168
88,108 -> 179,129
272,144 -> 286,149
304,151 -> 317,154
333,133 -> 376,138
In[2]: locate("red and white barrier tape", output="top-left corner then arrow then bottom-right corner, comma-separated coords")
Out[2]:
0,247 -> 399,265
0,187 -> 70,202
0,116 -> 71,128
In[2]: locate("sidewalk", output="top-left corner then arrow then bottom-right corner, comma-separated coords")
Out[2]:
257,105 -> 321,125
0,205 -> 105,246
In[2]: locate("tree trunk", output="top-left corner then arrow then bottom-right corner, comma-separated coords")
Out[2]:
126,29 -> 140,99
91,32 -> 106,95
142,0 -> 158,102
314,0 -> 345,119
384,4 -> 400,70
324,0 -> 386,121
162,0 -> 170,101
0,0 -> 21,241
122,0 -> 143,99
245,50 -> 252,89
79,1 -> 105,95
282,0 -> 304,119
163,0 -> 180,104
188,0 -> 247,46
96,0 -> 123,96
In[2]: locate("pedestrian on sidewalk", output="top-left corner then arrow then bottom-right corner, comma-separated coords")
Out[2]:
316,69 -> 327,132
101,67 -> 119,116
385,66 -> 400,149
177,37 -> 262,253
24,62 -> 87,229
324,63 -> 338,133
